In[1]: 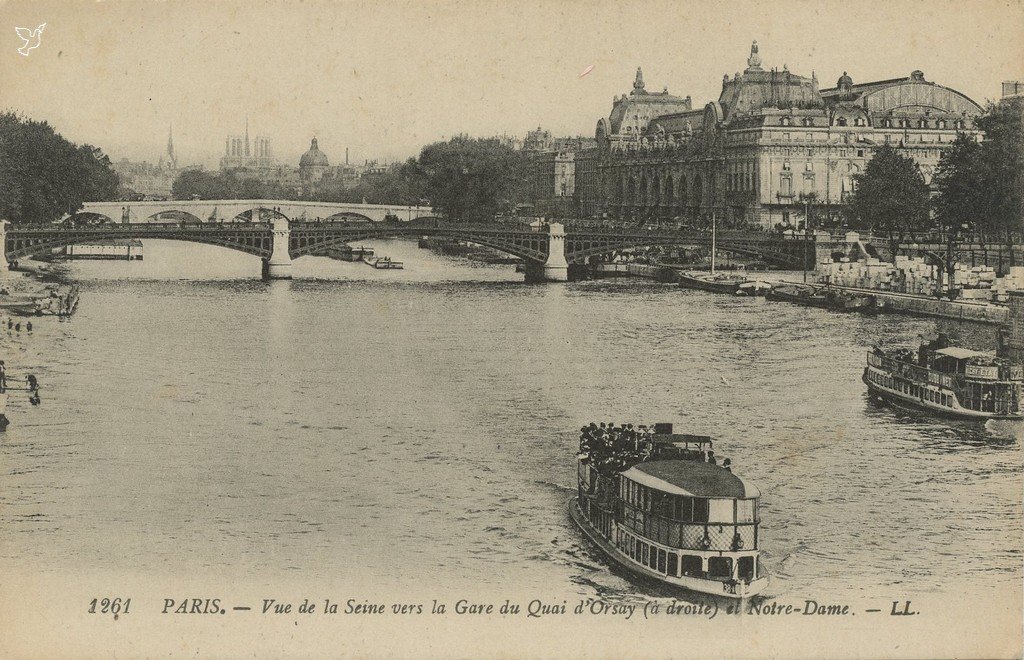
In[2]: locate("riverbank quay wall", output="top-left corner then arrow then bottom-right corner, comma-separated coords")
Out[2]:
780,281 -> 1009,325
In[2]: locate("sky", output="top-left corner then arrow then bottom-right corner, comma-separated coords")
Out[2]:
1,0 -> 1021,169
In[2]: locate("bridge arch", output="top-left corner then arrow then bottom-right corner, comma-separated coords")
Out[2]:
144,210 -> 205,224
565,232 -> 805,269
5,225 -> 274,261
322,211 -> 374,223
286,224 -> 548,262
231,206 -> 291,223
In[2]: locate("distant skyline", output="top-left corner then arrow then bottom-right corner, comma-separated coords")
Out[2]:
0,0 -> 1021,169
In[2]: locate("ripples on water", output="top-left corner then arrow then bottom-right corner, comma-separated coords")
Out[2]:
0,239 -> 1019,603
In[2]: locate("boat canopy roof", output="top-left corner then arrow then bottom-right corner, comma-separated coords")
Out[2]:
653,433 -> 712,446
623,460 -> 760,499
933,347 -> 991,360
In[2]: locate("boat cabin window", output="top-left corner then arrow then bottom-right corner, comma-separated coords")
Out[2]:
693,498 -> 709,523
708,556 -> 733,579
681,555 -> 703,576
736,499 -> 756,523
673,496 -> 693,521
656,548 -> 667,573
709,498 -> 734,523
667,552 -> 679,576
738,556 -> 755,581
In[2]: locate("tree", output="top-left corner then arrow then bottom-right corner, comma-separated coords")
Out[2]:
847,144 -> 931,257
975,97 -> 1023,266
0,112 -> 118,224
416,137 -> 531,222
171,169 -> 297,201
933,133 -> 984,292
932,98 -> 1023,271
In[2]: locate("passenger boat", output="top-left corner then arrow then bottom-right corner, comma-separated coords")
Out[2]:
864,334 -> 1023,419
569,423 -> 769,599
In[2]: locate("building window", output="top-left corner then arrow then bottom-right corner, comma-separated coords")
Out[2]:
882,118 -> 892,128
956,120 -> 966,129
836,117 -> 847,126
805,161 -> 813,172
780,175 -> 792,196
782,160 -> 791,171
781,117 -> 792,126
854,117 -> 866,127
803,117 -> 814,127
857,149 -> 864,157
782,132 -> 790,141
918,119 -> 928,128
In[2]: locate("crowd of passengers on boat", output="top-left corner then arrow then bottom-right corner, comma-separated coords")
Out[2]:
578,422 -> 728,474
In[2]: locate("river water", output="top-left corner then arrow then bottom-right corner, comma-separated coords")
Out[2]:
0,239 -> 1020,610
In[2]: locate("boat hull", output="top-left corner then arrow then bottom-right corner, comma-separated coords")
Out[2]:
568,497 -> 768,599
863,368 -> 1023,420
676,273 -> 744,295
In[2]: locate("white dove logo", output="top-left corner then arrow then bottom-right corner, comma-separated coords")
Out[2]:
15,23 -> 46,57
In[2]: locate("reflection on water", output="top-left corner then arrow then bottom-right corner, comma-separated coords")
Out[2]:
0,239 -> 1019,603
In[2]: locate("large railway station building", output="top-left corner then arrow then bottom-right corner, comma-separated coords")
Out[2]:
575,43 -> 985,229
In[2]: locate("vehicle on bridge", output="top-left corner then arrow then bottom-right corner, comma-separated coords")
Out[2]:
570,422 -> 768,599
864,334 -> 1024,420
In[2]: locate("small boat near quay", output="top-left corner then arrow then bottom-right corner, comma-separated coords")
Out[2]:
737,280 -> 773,297
570,422 -> 769,599
676,271 -> 751,295
767,283 -> 874,312
362,255 -> 403,270
864,334 -> 1023,420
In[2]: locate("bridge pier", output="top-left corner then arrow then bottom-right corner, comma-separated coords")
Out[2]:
263,216 -> 293,280
542,222 -> 569,282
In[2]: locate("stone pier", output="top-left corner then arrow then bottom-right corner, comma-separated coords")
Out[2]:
542,222 -> 568,282
263,216 -> 293,280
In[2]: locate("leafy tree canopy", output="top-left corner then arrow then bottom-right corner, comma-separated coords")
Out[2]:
0,111 -> 118,224
847,143 -> 931,244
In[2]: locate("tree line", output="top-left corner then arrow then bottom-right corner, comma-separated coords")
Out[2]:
172,136 -> 534,223
846,97 -> 1023,262
0,112 -> 119,225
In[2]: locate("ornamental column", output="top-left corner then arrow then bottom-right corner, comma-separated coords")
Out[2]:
543,222 -> 569,282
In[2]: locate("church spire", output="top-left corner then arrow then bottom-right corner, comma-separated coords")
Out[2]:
633,67 -> 645,92
244,117 -> 250,157
167,124 -> 176,168
745,40 -> 763,72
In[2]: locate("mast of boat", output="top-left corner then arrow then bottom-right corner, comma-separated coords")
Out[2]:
710,209 -> 717,276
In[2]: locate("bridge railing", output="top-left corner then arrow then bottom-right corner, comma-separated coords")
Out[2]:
15,222 -> 274,232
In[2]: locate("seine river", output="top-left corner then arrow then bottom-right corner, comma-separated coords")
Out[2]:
1,239 -> 1020,608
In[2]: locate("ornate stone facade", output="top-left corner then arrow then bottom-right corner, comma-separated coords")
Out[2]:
578,43 -> 984,229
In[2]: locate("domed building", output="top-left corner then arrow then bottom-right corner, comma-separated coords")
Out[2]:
299,137 -> 330,187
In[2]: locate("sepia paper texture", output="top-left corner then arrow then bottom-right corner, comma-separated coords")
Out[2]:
0,0 -> 1022,657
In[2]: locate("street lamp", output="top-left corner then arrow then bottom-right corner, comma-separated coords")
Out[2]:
798,191 -> 818,282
